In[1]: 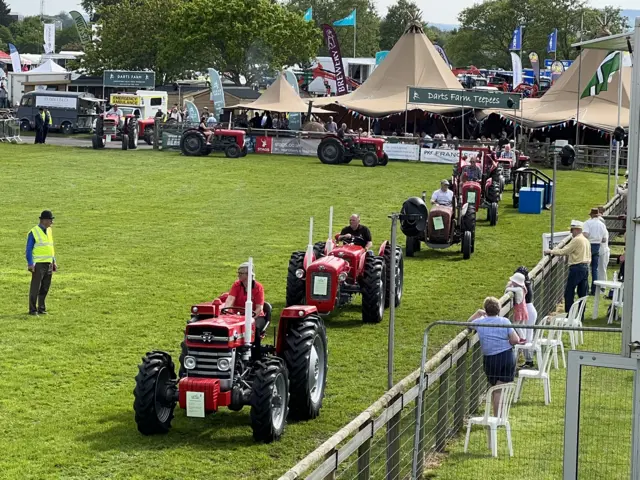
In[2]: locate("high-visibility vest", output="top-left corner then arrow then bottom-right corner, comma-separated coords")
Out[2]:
31,226 -> 55,263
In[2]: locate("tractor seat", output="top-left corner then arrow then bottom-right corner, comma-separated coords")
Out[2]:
256,302 -> 272,338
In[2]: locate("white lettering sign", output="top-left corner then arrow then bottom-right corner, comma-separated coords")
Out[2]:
383,143 -> 420,161
35,96 -> 78,109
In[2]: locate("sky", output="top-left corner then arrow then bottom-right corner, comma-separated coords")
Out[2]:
6,0 -> 640,26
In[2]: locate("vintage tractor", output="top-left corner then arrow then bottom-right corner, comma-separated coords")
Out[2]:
286,208 -> 403,324
92,113 -> 140,150
317,134 -> 388,167
400,186 -> 477,260
133,259 -> 327,443
180,127 -> 248,158
452,148 -> 501,226
496,148 -> 531,186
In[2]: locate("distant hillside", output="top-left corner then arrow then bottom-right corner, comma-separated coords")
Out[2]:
430,23 -> 458,31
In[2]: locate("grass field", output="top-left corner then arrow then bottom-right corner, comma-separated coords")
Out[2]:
0,145 -> 610,480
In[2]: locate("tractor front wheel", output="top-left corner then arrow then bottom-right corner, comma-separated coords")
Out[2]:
144,128 -> 154,145
128,119 -> 139,150
317,138 -> 345,165
313,241 -> 326,259
283,315 -> 327,420
489,202 -> 498,226
91,134 -> 105,149
384,245 -> 403,308
362,152 -> 378,167
361,256 -> 386,323
133,351 -> 177,435
240,145 -> 248,157
250,357 -> 289,443
286,251 -> 306,306
225,143 -> 242,158
121,134 -> 129,150
462,230 -> 472,260
379,152 -> 389,166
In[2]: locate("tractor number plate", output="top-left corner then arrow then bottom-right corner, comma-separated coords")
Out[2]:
186,391 -> 205,418
433,217 -> 444,231
313,276 -> 329,296
467,191 -> 477,204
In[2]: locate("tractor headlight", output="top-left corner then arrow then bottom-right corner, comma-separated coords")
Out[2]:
295,269 -> 305,279
184,356 -> 196,370
192,306 -> 198,314
218,358 -> 230,371
338,272 -> 347,282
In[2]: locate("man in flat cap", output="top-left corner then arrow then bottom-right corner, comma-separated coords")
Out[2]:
26,210 -> 57,315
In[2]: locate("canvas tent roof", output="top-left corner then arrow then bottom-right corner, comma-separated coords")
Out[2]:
312,23 -> 463,117
572,31 -> 635,51
482,48 -> 631,132
29,59 -> 68,73
234,73 -> 329,113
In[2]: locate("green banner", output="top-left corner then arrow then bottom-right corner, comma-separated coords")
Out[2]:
283,70 -> 302,131
408,87 -> 521,110
69,11 -> 91,46
208,68 -> 225,122
103,70 -> 156,88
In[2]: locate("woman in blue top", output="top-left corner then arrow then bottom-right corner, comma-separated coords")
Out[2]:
469,297 -> 525,415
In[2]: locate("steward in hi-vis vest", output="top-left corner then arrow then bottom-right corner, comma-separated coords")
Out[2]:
26,210 -> 57,315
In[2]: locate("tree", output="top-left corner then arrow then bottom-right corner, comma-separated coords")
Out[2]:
379,0 -> 422,51
9,16 -> 43,53
56,26 -> 82,52
81,0 -> 119,18
0,24 -> 13,51
0,0 -> 12,28
286,0 -> 381,57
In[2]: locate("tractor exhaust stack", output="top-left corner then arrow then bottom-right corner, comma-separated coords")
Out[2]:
305,217 -> 314,269
244,257 -> 253,346
326,206 -> 335,253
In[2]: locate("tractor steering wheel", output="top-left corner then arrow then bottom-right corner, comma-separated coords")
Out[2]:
220,307 -> 257,317
343,235 -> 367,248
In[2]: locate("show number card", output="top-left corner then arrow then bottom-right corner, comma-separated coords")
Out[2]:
186,391 -> 205,418
433,217 -> 444,231
467,191 -> 477,205
313,276 -> 328,296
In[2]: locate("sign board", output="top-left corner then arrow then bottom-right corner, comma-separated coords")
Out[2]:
544,59 -> 573,69
383,143 -> 420,161
35,95 -> 78,109
109,94 -> 141,106
103,70 -> 155,88
254,136 -> 272,154
542,231 -> 571,255
408,87 -> 521,110
161,132 -> 181,150
420,148 -> 459,164
272,137 -> 319,156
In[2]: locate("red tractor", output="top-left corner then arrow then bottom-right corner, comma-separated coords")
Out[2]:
133,259 -> 328,443
317,134 -> 388,167
286,209 -> 403,324
92,113 -> 140,150
495,148 -> 531,186
400,186 -> 476,260
452,147 -> 501,226
180,127 -> 248,158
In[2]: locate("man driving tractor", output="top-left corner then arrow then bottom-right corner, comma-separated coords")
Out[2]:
336,214 -> 373,250
223,262 -> 269,333
431,180 -> 454,206
461,157 -> 483,182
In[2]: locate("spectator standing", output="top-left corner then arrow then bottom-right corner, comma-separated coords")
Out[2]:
206,113 -> 218,128
513,266 -> 537,368
42,107 -> 52,143
469,297 -> 524,415
34,107 -> 45,144
26,210 -> 57,315
265,112 -> 273,129
597,206 -> 611,282
544,220 -> 591,312
583,208 -> 608,294
250,112 -> 261,128
0,84 -> 7,108
326,116 -> 337,133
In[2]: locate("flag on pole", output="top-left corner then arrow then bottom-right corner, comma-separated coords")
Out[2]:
334,9 -> 356,27
43,24 -> 56,54
547,29 -> 557,53
509,26 -> 522,51
8,43 -> 21,73
510,52 -> 523,89
580,51 -> 621,98
69,11 -> 92,45
303,7 -> 312,22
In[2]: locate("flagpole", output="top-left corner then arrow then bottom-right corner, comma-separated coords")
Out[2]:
353,24 -> 356,58
575,48 -> 582,150
615,54 -> 623,186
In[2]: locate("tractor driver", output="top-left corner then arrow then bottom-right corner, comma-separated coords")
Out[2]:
224,262 -> 270,334
431,180 -> 454,206
336,214 -> 373,250
107,103 -> 124,128
461,157 -> 482,182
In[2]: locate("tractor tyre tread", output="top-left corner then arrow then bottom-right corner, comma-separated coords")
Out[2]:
361,256 -> 385,323
286,251 -> 306,307
250,357 -> 289,443
384,245 -> 403,308
133,351 -> 177,435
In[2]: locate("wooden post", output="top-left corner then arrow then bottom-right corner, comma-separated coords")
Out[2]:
469,344 -> 483,415
435,357 -> 450,452
386,394 -> 402,480
453,344 -> 468,431
415,376 -> 428,479
153,117 -> 160,150
357,422 -> 371,480
322,449 -> 336,480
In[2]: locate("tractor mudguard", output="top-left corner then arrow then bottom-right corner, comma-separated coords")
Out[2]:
276,306 -> 320,355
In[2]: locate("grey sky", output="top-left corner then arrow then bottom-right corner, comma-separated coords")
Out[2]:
6,0 -> 639,26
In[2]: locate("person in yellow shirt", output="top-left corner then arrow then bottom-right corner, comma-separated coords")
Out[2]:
26,210 -> 57,315
544,220 -> 591,312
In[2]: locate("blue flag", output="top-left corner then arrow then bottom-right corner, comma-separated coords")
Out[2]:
334,9 -> 356,27
547,29 -> 557,53
509,26 -> 522,51
303,7 -> 312,22
375,51 -> 389,65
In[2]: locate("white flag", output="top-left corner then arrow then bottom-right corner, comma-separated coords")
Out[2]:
43,23 -> 56,54
8,43 -> 21,73
511,52 -> 523,89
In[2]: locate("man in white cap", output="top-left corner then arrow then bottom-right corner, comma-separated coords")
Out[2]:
545,220 -> 591,312
431,180 -> 453,206
583,208 -> 609,295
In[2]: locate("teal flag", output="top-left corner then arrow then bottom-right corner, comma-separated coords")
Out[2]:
283,70 -> 302,130
208,68 -> 226,121
303,7 -> 312,22
69,11 -> 91,46
184,100 -> 199,126
334,9 -> 356,27
375,51 -> 389,65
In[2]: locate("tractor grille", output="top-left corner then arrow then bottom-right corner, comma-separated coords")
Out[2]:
185,347 -> 234,381
186,325 -> 232,346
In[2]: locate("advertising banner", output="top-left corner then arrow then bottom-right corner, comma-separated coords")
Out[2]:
208,68 -> 225,121
69,11 -> 92,46
35,95 -> 78,109
408,87 -> 520,110
254,136 -> 273,154
283,70 -> 302,131
529,52 -> 540,85
272,137 -> 320,156
321,24 -> 348,95
43,24 -> 55,54
109,94 -> 141,106
103,70 -> 155,88
184,100 -> 199,125
383,143 -> 420,161
419,148 -> 460,164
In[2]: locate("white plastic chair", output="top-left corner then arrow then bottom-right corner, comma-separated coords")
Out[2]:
608,284 -> 624,324
514,317 -> 545,367
537,316 -> 566,369
553,296 -> 587,348
514,331 -> 556,405
464,382 -> 516,457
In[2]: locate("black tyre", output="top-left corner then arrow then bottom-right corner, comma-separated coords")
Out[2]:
317,138 -> 345,165
462,230 -> 472,260
313,241 -> 326,259
384,245 -> 403,308
282,315 -> 328,420
362,152 -> 377,167
361,256 -> 385,323
128,119 -> 139,150
286,251 -> 306,306
341,157 -> 353,164
225,143 -> 241,158
121,134 -> 129,150
489,202 -> 498,226
405,236 -> 416,257
513,191 -> 519,208
379,152 -> 389,166
61,122 -> 73,135
178,340 -> 187,378
91,134 -> 104,149
250,357 -> 289,443
95,117 -> 104,137
180,131 -> 206,156
144,128 -> 154,145
133,351 -> 177,435
240,145 -> 248,157
20,119 -> 31,131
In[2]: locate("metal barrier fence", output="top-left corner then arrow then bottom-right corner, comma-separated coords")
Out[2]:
279,193 -> 627,480
0,116 -> 21,143
522,142 -> 628,173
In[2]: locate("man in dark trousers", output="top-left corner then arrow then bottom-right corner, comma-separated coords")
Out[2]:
26,210 -> 57,315
43,107 -> 52,143
34,107 -> 45,143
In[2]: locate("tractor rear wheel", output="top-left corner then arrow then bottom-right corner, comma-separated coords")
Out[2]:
91,134 -> 105,149
283,315 -> 327,420
286,251 -> 306,306
250,357 -> 289,443
361,256 -> 385,323
133,351 -> 177,435
313,241 -> 326,259
405,236 -> 421,257
489,202 -> 498,226
95,117 -> 104,137
128,119 -> 139,150
462,230 -> 472,260
225,143 -> 242,158
144,128 -> 154,145
180,131 -> 206,156
384,245 -> 403,308
379,153 -> 389,166
178,340 -> 187,378
121,134 -> 129,150
317,138 -> 345,165
362,152 -> 378,167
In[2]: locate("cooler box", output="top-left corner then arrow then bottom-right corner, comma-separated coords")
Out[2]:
518,187 -> 544,214
532,181 -> 554,207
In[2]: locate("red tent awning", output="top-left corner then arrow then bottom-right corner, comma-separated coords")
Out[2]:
0,51 -> 11,61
